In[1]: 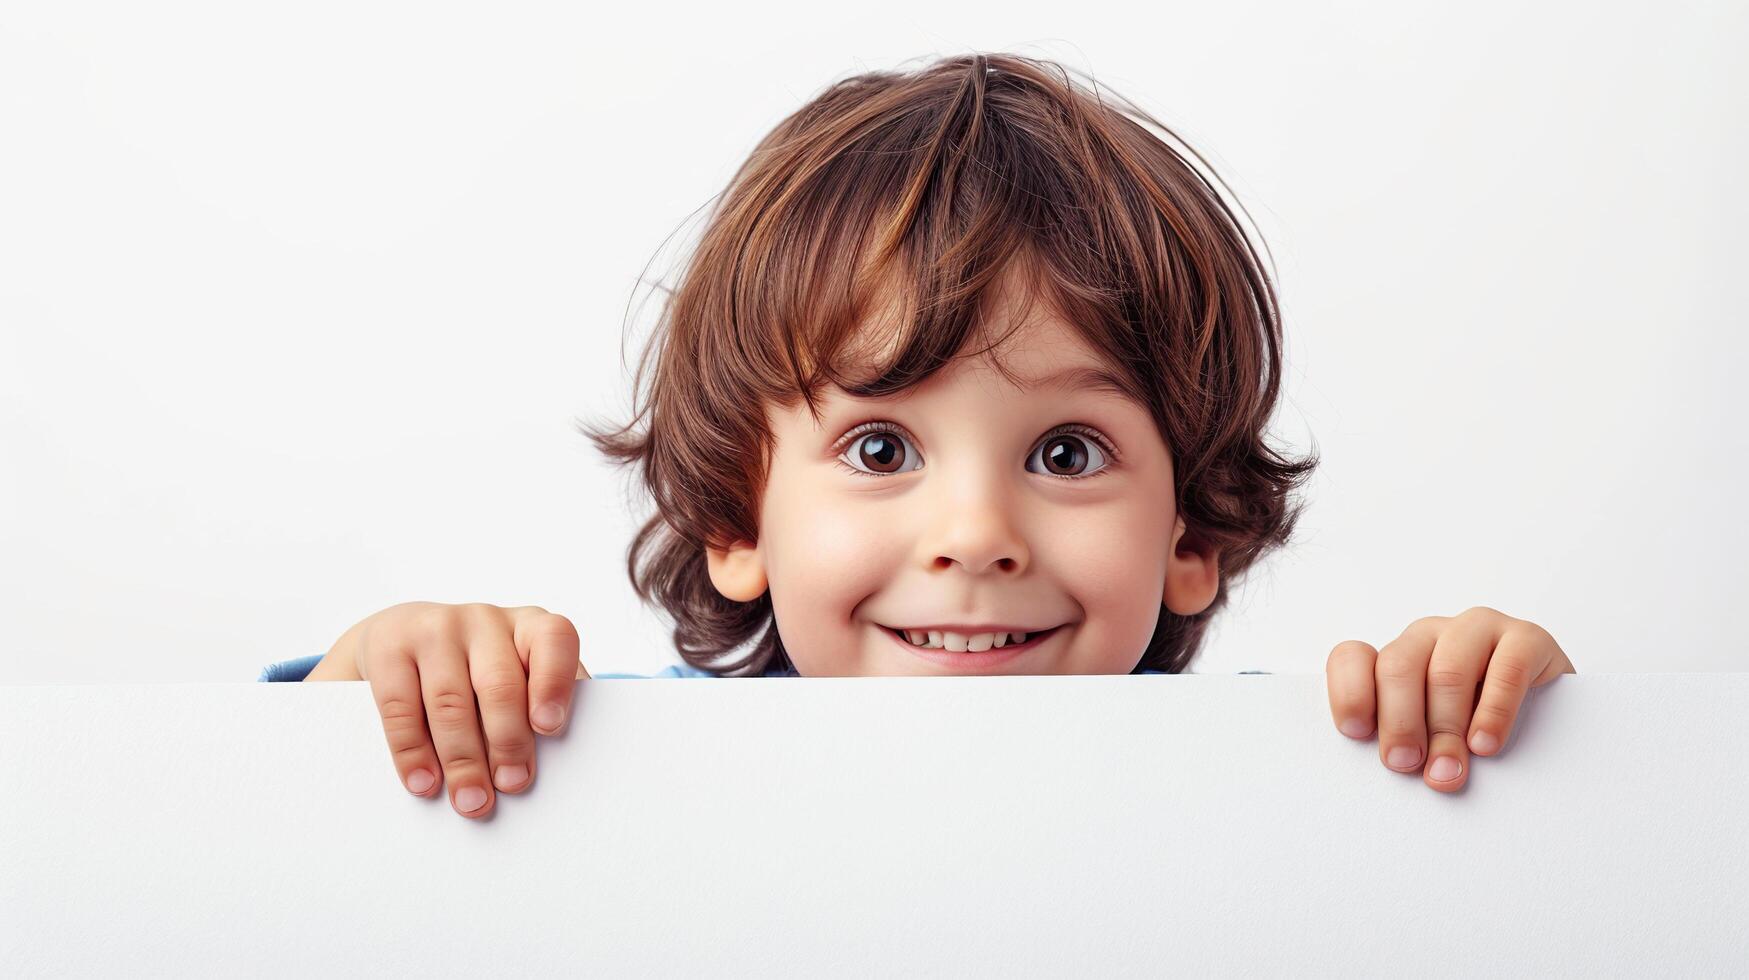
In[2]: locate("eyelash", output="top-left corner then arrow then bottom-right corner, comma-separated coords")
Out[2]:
831,421 -> 1121,482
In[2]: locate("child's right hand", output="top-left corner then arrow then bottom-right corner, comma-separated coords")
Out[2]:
312,601 -> 587,819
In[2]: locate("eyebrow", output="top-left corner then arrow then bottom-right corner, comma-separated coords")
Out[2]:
831,363 -> 1140,408
1018,365 -> 1137,400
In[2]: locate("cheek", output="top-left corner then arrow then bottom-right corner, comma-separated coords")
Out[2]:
762,487 -> 897,667
1045,502 -> 1173,665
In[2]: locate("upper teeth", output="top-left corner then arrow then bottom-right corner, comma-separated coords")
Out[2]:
899,629 -> 1032,651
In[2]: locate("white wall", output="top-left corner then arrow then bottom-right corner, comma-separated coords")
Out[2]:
2,0 -> 1743,683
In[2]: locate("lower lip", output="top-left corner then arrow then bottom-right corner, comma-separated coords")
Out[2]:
881,623 -> 1061,670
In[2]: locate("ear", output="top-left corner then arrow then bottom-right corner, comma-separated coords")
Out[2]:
705,537 -> 769,603
1162,515 -> 1221,616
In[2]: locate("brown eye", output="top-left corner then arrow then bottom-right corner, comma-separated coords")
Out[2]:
841,429 -> 920,475
1028,433 -> 1109,478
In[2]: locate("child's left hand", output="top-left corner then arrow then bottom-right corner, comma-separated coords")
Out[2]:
1325,606 -> 1575,792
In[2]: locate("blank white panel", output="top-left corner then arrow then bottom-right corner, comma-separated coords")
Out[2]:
3,674 -> 1743,976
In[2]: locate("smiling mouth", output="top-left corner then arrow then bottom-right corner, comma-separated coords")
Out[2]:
882,624 -> 1064,652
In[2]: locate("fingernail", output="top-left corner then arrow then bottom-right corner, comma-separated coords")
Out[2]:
495,764 -> 528,790
1386,745 -> 1422,770
1428,756 -> 1463,781
533,702 -> 565,733
1470,730 -> 1499,754
407,768 -> 435,794
456,786 -> 488,812
1339,718 -> 1371,739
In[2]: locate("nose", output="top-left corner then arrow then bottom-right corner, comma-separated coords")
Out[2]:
920,471 -> 1031,576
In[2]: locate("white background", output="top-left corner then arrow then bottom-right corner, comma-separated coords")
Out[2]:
2,1 -> 1743,684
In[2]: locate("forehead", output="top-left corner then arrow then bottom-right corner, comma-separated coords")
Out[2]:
854,249 -> 1064,345
801,319 -> 1139,433
836,259 -> 1125,391
770,246 -> 1152,437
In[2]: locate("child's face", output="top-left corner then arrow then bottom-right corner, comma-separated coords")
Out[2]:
706,288 -> 1221,676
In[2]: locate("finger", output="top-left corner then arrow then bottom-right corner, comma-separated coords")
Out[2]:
1375,617 -> 1444,775
366,643 -> 443,798
1422,611 -> 1501,792
1467,623 -> 1561,757
1326,640 -> 1378,739
417,636 -> 496,818
466,625 -> 538,795
514,610 -> 583,735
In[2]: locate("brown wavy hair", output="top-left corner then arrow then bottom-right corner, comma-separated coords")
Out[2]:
578,52 -> 1318,676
